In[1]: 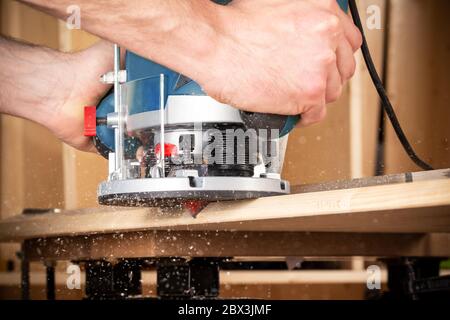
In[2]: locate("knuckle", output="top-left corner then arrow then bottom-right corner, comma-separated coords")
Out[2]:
292,102 -> 305,116
303,106 -> 327,126
327,15 -> 341,32
314,13 -> 341,36
320,50 -> 337,66
304,78 -> 327,101
319,0 -> 337,11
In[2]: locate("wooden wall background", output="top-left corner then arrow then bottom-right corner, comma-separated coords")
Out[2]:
283,0 -> 387,184
384,0 -> 450,173
1,0 -> 450,267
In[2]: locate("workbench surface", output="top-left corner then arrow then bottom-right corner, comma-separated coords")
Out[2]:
1,170 -> 449,260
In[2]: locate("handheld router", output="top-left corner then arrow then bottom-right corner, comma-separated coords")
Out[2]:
83,0 -> 432,213
85,0 -> 359,209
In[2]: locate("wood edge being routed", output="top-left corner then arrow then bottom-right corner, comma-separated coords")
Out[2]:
0,176 -> 449,241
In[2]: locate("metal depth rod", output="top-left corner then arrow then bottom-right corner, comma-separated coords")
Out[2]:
159,74 -> 165,177
113,44 -> 124,177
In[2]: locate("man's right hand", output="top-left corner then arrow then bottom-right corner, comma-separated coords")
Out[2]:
199,0 -> 362,126
20,0 -> 362,129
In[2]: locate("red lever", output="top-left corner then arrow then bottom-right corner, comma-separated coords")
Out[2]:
84,106 -> 97,137
155,143 -> 178,158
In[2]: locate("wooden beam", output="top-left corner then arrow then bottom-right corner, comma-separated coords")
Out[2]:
0,270 -> 372,300
21,232 -> 450,261
1,178 -> 450,242
0,270 -> 387,286
292,168 -> 450,193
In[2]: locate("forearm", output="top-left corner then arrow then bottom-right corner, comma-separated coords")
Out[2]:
0,37 -> 74,124
14,0 -> 362,124
20,0 -> 223,80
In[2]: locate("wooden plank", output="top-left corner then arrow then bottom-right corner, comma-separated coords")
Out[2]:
384,0 -> 450,173
0,178 -> 450,242
0,270 -> 371,300
0,270 -> 387,286
218,270 -> 388,285
0,283 -> 367,300
292,168 -> 450,193
21,232 -> 450,261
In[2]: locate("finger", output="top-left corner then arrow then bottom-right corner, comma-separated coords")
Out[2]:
308,0 -> 341,12
325,64 -> 343,103
336,38 -> 356,82
297,104 -> 327,127
309,0 -> 362,51
336,8 -> 363,51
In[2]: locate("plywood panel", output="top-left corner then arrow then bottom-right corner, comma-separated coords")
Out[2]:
385,0 -> 450,173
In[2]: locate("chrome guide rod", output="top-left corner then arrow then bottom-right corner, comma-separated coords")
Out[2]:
159,73 -> 165,177
113,44 -> 124,178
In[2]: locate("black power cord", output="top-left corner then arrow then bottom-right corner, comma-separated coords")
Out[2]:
348,0 -> 433,171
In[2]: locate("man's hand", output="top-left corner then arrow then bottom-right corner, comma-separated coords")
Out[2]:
21,0 -> 361,128
49,41 -> 114,151
10,0 -> 361,154
0,38 -> 113,151
199,0 -> 362,126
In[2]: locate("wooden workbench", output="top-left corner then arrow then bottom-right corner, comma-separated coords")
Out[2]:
0,169 -> 449,261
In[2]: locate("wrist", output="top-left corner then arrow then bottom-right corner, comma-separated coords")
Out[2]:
138,0 -> 228,81
0,37 -> 74,127
85,1 -> 228,81
19,0 -> 230,84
